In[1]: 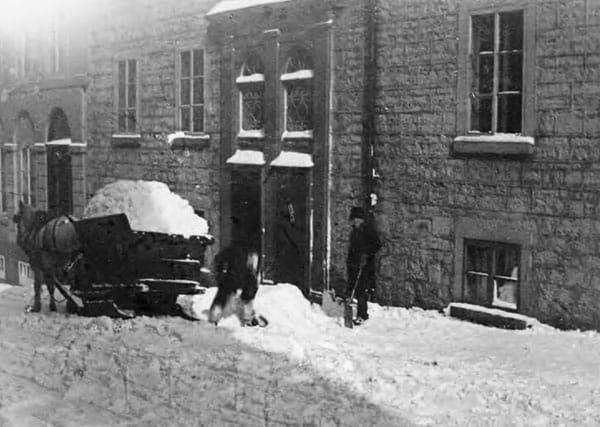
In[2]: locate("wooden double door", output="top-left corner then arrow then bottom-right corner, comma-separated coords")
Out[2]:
229,166 -> 311,294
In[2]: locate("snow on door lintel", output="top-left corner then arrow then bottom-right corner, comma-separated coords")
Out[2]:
270,151 -> 314,168
226,149 -> 266,166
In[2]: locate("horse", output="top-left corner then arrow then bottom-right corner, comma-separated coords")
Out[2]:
208,236 -> 267,327
13,201 -> 80,313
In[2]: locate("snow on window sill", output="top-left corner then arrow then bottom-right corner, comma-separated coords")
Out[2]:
46,138 -> 73,145
238,129 -> 265,139
452,134 -> 535,158
168,131 -> 210,151
236,73 -> 265,84
282,130 -> 313,140
111,133 -> 141,148
280,70 -> 314,81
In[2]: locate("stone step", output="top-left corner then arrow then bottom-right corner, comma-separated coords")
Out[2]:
448,302 -> 536,330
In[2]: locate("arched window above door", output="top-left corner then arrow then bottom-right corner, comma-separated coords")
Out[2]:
281,47 -> 313,137
236,53 -> 265,137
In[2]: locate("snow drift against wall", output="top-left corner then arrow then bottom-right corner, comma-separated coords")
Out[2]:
83,180 -> 209,237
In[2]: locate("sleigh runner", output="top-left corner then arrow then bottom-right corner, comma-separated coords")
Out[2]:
54,213 -> 214,318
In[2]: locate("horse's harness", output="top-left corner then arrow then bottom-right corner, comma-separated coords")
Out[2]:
19,212 -> 77,257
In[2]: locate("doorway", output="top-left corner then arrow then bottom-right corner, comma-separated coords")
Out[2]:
268,168 -> 310,293
230,166 -> 262,251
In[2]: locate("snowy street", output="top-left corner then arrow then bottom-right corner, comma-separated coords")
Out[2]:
0,283 -> 599,426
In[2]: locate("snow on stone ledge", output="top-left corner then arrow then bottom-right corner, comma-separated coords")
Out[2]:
166,131 -> 210,146
83,180 -> 209,238
226,149 -> 265,165
270,151 -> 314,168
236,73 -> 265,84
207,0 -> 290,16
447,302 -> 539,330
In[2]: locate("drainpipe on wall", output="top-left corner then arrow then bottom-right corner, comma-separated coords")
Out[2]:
362,0 -> 378,215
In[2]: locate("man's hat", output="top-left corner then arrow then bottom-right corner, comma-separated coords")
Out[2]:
349,206 -> 365,220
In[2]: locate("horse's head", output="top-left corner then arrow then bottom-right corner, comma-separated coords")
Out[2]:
14,201 -> 37,247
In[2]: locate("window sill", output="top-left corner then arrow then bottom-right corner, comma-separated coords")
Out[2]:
111,133 -> 141,148
282,130 -> 313,140
452,134 -> 534,158
167,131 -> 210,151
238,129 -> 265,139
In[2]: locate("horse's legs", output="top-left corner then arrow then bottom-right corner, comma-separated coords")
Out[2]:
45,273 -> 57,312
32,269 -> 43,312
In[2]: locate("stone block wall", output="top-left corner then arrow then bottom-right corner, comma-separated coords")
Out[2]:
373,0 -> 600,329
329,0 -> 369,292
86,0 -> 222,257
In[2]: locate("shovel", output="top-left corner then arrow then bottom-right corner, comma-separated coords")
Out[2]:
344,264 -> 364,328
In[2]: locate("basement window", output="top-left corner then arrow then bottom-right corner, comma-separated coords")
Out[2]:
463,239 -> 520,310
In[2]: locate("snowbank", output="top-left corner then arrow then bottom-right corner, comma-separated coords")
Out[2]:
183,283 -> 600,425
0,283 -> 12,294
83,180 -> 209,237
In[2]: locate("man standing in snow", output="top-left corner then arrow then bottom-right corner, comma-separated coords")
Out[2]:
346,206 -> 381,325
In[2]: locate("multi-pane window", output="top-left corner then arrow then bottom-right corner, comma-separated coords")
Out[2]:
19,147 -> 35,205
0,148 -> 6,212
237,55 -> 265,132
179,49 -> 204,132
117,59 -> 137,132
281,49 -> 314,133
49,12 -> 65,74
463,239 -> 520,310
470,10 -> 523,133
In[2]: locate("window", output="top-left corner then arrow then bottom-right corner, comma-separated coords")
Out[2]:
19,147 -> 35,205
179,49 -> 204,132
49,12 -> 66,74
236,54 -> 265,138
463,239 -> 520,310
470,11 -> 523,133
281,48 -> 314,138
454,4 -> 535,156
0,255 -> 5,280
0,148 -> 7,212
117,59 -> 137,132
18,261 -> 34,287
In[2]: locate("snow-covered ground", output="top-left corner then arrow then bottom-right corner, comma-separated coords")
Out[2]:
1,283 -> 599,426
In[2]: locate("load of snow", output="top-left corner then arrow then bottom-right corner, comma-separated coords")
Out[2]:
0,283 -> 12,294
83,180 -> 209,237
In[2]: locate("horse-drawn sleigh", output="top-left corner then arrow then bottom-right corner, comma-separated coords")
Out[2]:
15,201 -> 214,319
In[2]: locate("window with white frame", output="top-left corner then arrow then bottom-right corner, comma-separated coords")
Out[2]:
117,59 -> 137,132
463,239 -> 520,310
236,54 -> 265,138
281,48 -> 314,138
19,147 -> 35,205
470,10 -> 523,133
0,255 -> 5,280
0,148 -> 6,213
18,261 -> 34,287
179,49 -> 204,132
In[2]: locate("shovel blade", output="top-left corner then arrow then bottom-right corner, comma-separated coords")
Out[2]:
344,302 -> 354,328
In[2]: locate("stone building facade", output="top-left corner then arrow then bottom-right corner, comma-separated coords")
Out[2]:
2,0 -> 600,329
0,3 -> 90,285
372,0 -> 600,329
